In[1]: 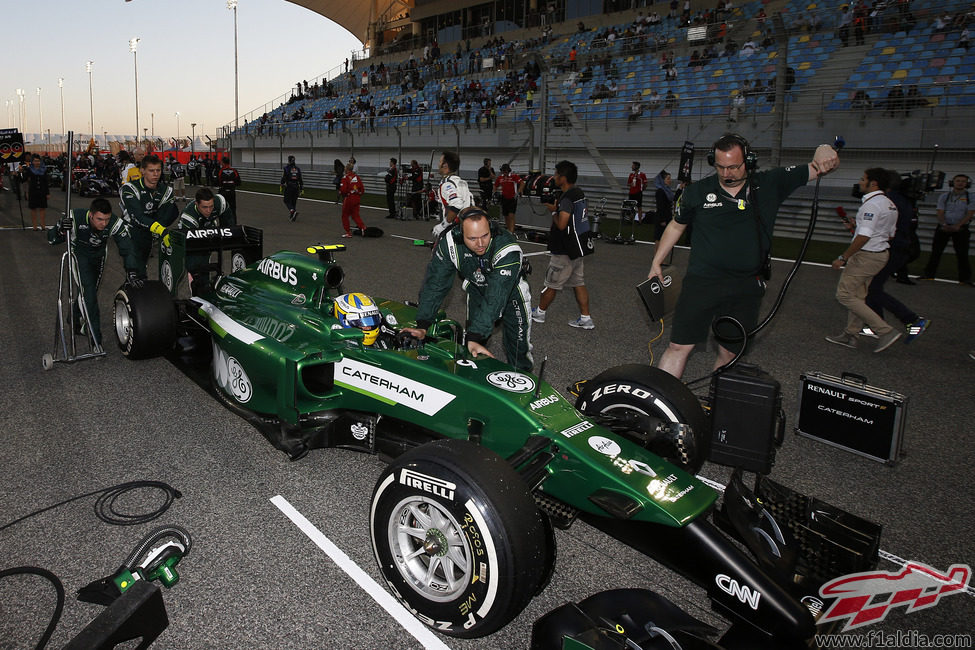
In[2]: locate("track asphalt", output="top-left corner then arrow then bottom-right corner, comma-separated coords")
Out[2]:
1,186 -> 972,648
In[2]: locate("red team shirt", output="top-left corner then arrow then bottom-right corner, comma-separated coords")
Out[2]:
494,172 -> 524,199
628,171 -> 647,196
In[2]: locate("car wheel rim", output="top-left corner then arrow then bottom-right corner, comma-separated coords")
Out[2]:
387,496 -> 472,602
115,300 -> 132,344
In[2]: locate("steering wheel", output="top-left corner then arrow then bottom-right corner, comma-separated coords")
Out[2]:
394,330 -> 422,350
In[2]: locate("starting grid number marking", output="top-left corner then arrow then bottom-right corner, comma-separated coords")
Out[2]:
270,495 -> 454,650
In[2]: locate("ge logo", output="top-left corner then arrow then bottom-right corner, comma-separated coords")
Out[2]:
232,253 -> 247,273
160,261 -> 173,291
227,356 -> 253,403
486,371 -> 536,393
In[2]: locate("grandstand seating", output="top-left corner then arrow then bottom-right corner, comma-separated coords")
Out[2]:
232,0 -> 975,136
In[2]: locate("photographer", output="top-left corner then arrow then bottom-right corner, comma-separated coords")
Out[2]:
648,134 -> 839,379
530,160 -> 595,330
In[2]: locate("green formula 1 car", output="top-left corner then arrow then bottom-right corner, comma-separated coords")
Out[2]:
112,230 -> 852,647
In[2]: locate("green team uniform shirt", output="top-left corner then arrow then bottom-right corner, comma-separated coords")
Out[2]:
675,165 -> 809,278
119,178 -> 179,231
177,193 -> 236,230
48,208 -> 138,268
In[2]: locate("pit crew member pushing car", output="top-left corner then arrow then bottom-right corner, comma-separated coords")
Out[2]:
120,154 -> 179,283
48,198 -> 139,345
402,206 -> 533,371
175,187 -> 237,295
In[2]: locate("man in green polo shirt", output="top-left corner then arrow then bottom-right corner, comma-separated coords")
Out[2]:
648,134 -> 840,379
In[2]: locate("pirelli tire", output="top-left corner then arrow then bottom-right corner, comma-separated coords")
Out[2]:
370,439 -> 548,639
113,281 -> 178,359
575,364 -> 709,474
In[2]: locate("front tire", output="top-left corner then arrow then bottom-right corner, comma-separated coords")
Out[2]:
576,364 -> 709,474
370,439 -> 548,638
113,281 -> 177,359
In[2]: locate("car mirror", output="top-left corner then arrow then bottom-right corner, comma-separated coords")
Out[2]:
329,327 -> 364,343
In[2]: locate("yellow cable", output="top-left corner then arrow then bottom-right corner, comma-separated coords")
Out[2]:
646,318 -> 665,366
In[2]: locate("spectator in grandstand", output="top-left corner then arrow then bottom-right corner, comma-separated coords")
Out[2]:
628,94 -> 644,122
739,39 -> 758,57
664,89 -> 679,109
494,163 -> 525,233
934,12 -> 952,32
569,46 -> 578,71
339,158 -> 367,238
919,174 -> 973,285
883,85 -> 904,117
961,27 -> 970,51
647,89 -> 662,111
851,89 -> 873,111
647,135 -> 840,378
532,160 -> 595,330
838,5 -> 852,46
729,91 -> 745,122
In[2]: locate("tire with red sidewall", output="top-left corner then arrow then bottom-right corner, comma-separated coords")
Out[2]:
370,439 -> 548,638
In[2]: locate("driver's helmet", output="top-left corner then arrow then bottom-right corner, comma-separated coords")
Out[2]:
333,292 -> 381,345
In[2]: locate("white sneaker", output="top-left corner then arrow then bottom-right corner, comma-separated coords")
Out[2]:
568,316 -> 594,330
531,307 -> 546,323
859,327 -> 878,338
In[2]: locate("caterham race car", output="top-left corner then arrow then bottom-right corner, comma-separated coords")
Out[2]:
111,227 -> 877,648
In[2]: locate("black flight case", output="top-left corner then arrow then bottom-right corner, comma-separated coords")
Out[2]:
796,371 -> 907,465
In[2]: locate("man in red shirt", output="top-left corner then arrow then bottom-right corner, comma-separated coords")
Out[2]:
339,158 -> 367,237
627,161 -> 648,222
493,163 -> 525,232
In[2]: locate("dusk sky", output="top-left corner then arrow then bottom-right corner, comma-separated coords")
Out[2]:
2,0 -> 362,142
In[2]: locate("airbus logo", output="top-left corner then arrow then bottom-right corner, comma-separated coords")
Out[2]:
715,574 -> 762,610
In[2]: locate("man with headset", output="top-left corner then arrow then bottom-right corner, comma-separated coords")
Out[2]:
648,133 -> 839,379
401,206 -> 533,371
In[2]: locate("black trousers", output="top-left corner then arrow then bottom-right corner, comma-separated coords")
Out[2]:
923,224 -> 971,282
386,190 -> 397,217
866,246 -> 917,324
219,188 -> 237,216
283,186 -> 300,212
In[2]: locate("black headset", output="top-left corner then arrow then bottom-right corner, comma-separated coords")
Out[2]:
707,133 -> 758,172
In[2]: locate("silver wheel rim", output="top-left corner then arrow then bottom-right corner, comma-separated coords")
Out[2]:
114,299 -> 132,345
386,495 -> 472,602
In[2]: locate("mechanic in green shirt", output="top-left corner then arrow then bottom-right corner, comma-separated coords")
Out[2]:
402,206 -> 533,371
119,153 -> 178,281
648,134 -> 840,379
176,187 -> 237,295
48,198 -> 140,345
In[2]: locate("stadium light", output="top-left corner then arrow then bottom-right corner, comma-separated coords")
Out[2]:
36,88 -> 42,144
85,61 -> 94,142
130,38 -> 140,148
175,111 -> 180,146
228,0 -> 239,130
58,78 -> 64,141
16,88 -> 25,134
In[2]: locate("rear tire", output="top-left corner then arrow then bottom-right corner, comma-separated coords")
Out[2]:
113,281 -> 177,359
370,439 -> 548,638
576,364 -> 709,474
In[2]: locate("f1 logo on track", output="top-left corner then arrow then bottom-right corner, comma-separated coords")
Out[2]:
818,561 -> 971,631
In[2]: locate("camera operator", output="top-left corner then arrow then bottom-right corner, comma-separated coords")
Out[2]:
920,173 -> 973,285
531,160 -> 596,330
648,134 -> 839,379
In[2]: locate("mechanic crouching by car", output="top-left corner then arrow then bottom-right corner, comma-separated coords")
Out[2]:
176,187 -> 237,295
48,198 -> 140,345
401,206 -> 533,371
120,154 -> 179,283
